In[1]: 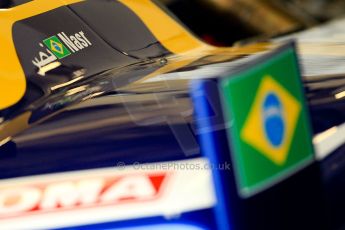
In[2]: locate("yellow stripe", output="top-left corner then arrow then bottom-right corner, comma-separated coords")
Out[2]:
0,0 -> 84,110
118,1 -> 273,55
118,0 -> 212,54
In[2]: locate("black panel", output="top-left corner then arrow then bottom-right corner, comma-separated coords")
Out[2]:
12,6 -> 136,78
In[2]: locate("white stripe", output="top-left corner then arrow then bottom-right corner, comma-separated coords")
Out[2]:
314,123 -> 345,160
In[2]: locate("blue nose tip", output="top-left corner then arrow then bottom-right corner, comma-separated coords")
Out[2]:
263,93 -> 285,147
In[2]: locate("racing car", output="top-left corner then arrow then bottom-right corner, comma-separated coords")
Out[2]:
1,0 -> 345,229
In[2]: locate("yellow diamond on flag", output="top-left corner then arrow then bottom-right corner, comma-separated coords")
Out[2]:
241,75 -> 301,165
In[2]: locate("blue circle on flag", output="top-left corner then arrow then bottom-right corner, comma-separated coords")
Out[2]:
262,92 -> 285,147
53,43 -> 62,52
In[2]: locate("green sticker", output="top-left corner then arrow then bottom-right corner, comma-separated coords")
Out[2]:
43,36 -> 71,59
220,47 -> 314,197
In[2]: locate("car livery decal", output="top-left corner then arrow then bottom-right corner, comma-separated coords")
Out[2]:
32,31 -> 92,69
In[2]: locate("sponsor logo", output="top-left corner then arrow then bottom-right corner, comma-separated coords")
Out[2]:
0,159 -> 215,229
0,173 -> 166,216
57,31 -> 92,53
32,31 -> 92,69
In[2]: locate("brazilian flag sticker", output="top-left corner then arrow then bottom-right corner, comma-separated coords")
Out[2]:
43,36 -> 71,59
220,44 -> 314,197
